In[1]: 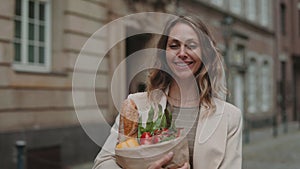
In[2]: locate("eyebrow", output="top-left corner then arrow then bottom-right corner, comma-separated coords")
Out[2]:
167,38 -> 199,43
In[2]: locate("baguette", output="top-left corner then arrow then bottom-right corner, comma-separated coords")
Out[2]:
118,99 -> 139,142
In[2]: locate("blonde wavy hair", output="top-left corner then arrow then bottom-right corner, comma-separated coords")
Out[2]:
147,16 -> 227,116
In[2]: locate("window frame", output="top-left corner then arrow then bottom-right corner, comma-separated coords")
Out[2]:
246,53 -> 273,114
13,0 -> 52,73
260,59 -> 272,112
280,3 -> 286,35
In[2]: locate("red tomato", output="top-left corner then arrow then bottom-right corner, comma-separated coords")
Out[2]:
152,134 -> 162,144
140,132 -> 152,145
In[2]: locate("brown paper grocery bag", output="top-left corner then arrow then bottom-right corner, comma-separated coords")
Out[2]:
115,136 -> 189,169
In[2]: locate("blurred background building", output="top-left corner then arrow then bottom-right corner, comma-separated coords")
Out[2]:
0,0 -> 299,168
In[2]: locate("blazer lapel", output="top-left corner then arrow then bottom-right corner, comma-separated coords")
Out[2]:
198,98 -> 226,144
193,99 -> 228,168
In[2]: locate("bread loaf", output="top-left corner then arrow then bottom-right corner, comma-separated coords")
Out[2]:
118,99 -> 139,142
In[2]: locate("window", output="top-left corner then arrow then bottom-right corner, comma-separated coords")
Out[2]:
211,0 -> 223,6
246,0 -> 256,21
259,0 -> 269,26
14,0 -> 51,72
280,3 -> 286,35
247,57 -> 272,113
232,44 -> 245,66
247,58 -> 257,113
229,0 -> 242,14
261,60 -> 271,112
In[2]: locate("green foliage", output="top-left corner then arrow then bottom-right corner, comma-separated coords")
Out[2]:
138,104 -> 174,136
137,104 -> 179,144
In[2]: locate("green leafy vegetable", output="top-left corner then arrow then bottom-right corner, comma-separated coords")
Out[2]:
138,104 -> 179,144
145,106 -> 154,132
138,116 -> 144,139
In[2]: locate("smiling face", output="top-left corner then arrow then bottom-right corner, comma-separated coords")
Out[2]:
166,22 -> 202,80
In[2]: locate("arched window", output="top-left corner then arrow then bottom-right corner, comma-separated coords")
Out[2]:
247,58 -> 257,113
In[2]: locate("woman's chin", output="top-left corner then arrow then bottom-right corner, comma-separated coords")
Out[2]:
173,72 -> 197,81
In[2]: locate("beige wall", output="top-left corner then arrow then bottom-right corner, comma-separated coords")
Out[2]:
0,0 -> 111,132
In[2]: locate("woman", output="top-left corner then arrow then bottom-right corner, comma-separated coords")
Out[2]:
93,16 -> 242,169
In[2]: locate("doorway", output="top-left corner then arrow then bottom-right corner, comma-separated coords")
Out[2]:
126,27 -> 153,94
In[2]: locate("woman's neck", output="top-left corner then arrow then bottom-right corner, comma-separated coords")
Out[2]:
168,79 -> 200,107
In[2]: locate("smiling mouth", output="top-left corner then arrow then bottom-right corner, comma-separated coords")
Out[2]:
174,61 -> 194,67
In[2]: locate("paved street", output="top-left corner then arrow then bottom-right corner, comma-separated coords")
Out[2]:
72,163 -> 94,169
243,123 -> 300,169
71,123 -> 300,169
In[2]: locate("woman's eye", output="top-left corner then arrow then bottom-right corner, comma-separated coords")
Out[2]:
186,43 -> 198,49
168,43 -> 179,49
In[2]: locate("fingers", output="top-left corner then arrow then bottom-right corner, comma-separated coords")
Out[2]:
179,162 -> 189,169
148,152 -> 174,169
155,152 -> 174,167
147,152 -> 190,169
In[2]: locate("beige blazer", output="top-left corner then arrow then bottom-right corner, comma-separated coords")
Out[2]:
93,92 -> 242,169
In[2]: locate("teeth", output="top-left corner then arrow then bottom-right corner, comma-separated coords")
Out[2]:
175,62 -> 192,67
176,63 -> 188,66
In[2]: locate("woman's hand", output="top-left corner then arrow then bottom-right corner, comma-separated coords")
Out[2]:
147,152 -> 189,169
177,162 -> 189,169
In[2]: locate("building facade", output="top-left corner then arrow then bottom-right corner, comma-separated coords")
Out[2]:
177,0 -> 277,134
0,0 -> 111,168
276,0 -> 300,128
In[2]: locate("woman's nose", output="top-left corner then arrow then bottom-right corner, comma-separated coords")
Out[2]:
177,45 -> 187,58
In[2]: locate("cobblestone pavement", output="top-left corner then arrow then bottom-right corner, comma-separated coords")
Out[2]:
243,123 -> 300,169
